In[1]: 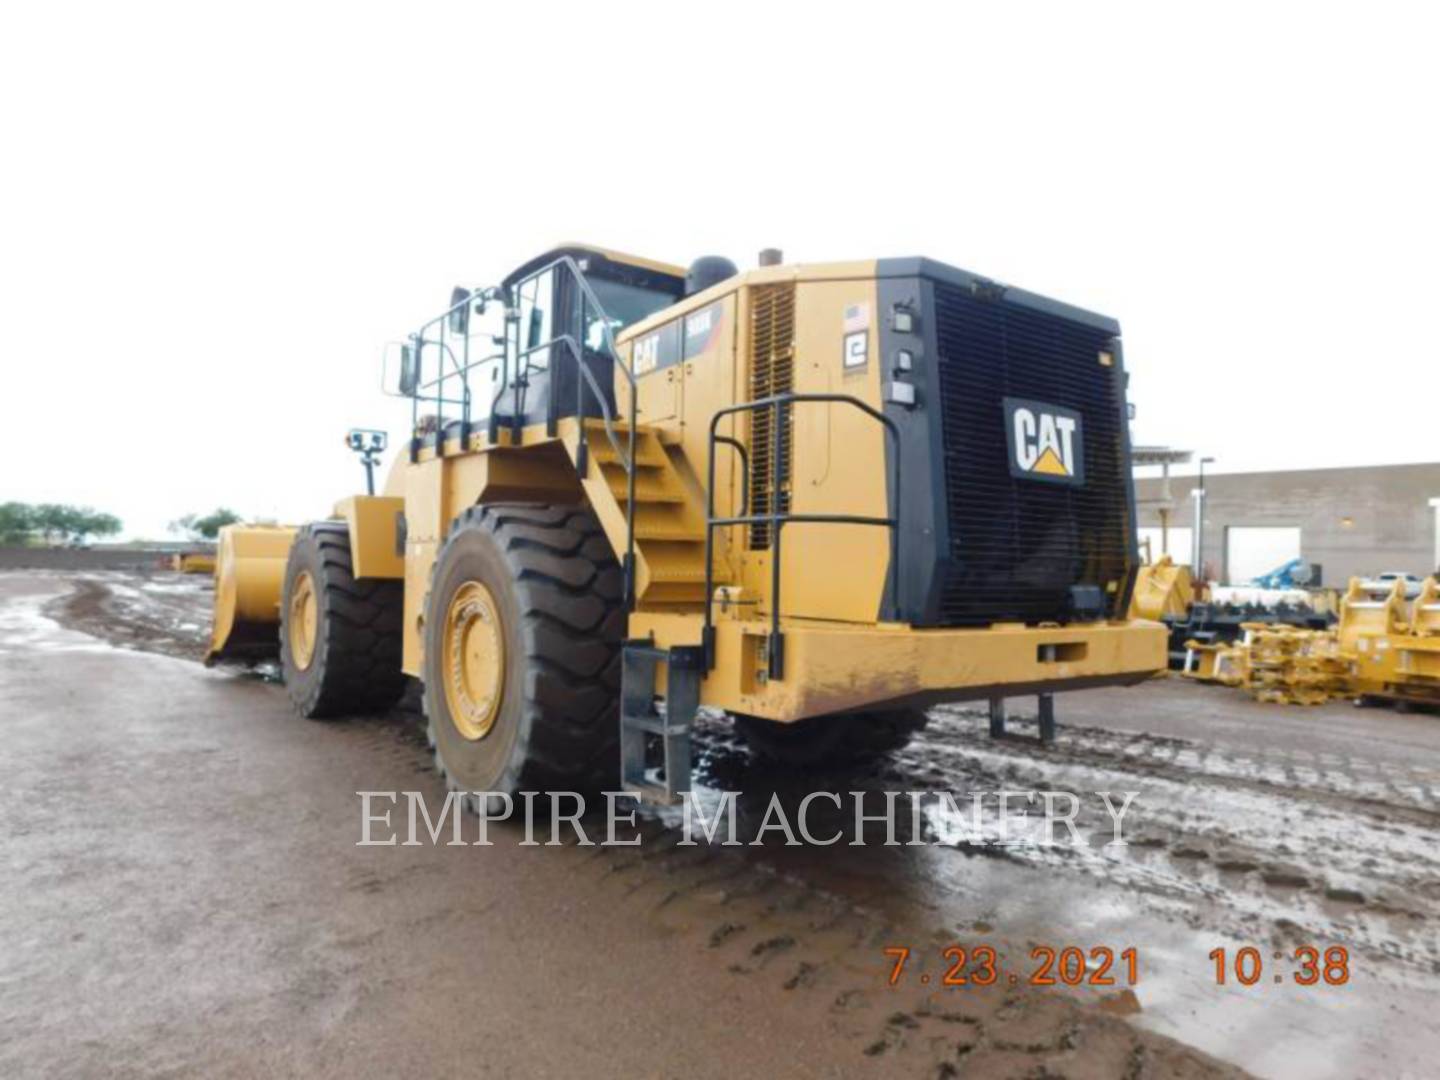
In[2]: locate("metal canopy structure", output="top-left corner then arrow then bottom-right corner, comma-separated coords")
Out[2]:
1132,445 -> 1193,469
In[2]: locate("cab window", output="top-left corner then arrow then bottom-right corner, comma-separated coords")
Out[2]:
515,268 -> 555,371
584,277 -> 678,350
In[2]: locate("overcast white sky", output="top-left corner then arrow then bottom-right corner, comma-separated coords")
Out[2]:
2,3 -> 1436,539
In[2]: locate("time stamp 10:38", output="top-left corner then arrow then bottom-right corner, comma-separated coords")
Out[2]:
883,945 -> 1352,988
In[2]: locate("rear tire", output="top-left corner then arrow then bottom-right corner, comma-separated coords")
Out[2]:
280,522 -> 406,718
733,708 -> 928,769
422,503 -> 623,799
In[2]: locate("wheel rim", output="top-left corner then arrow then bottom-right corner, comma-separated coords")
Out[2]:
442,581 -> 506,741
288,570 -> 318,671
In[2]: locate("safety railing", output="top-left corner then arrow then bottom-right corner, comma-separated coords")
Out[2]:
702,394 -> 901,680
397,257 -> 640,608
400,287 -> 503,461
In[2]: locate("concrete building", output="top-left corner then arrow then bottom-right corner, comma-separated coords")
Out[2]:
1134,462 -> 1440,586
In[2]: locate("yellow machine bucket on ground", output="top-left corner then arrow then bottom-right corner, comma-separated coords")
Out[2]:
205,524 -> 297,665
1128,555 -> 1197,621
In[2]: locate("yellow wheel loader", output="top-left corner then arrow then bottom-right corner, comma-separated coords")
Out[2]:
208,245 -> 1166,802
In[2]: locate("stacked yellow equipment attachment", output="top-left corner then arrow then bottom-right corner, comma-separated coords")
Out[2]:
1242,624 -> 1350,705
1183,576 -> 1440,708
1340,577 -> 1440,706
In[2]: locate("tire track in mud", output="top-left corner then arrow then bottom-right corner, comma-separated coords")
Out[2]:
40,570 -> 1398,1073
685,705 -> 1440,979
315,709 -> 1246,1077
935,708 -> 1440,824
562,806 -> 1241,1077
63,564 -> 1440,962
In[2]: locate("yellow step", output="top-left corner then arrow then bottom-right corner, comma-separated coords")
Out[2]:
634,524 -> 703,542
640,542 -> 733,595
643,582 -> 710,604
589,439 -> 668,469
602,470 -> 686,504
645,560 -> 713,584
627,500 -> 693,529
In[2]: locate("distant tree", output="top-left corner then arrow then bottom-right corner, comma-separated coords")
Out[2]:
1,502 -> 122,545
34,504 -> 77,545
77,511 -> 122,542
171,507 -> 243,541
0,502 -> 35,544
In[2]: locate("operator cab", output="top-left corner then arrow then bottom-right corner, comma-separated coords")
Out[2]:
401,245 -> 735,453
503,244 -> 685,346
496,245 -> 686,428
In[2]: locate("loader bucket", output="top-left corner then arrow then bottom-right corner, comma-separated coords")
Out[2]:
1128,555 -> 1196,621
205,524 -> 298,666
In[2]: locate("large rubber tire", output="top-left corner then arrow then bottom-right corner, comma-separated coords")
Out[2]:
733,708 -> 928,769
280,522 -> 406,719
422,504 -> 623,798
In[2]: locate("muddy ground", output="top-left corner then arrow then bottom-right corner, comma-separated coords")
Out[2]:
5,570 -> 1440,1077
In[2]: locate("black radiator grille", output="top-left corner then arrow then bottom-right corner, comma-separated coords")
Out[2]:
931,281 -> 1131,625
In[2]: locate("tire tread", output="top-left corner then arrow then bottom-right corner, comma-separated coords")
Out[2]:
424,503 -> 622,794
282,521 -> 406,718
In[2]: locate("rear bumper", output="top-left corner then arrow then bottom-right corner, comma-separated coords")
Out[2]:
634,614 -> 1168,722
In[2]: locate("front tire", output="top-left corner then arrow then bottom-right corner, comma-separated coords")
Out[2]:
422,504 -> 623,798
279,522 -> 406,718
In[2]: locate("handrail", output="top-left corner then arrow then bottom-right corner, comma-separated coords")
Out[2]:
493,256 -> 643,430
712,435 -> 749,519
415,352 -> 503,395
509,332 -> 630,471
514,256 -> 642,391
402,255 -> 641,410
494,256 -> 641,432
501,255 -> 640,607
702,393 -> 901,680
395,255 -> 644,608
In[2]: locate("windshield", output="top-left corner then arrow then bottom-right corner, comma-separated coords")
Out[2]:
584,277 -> 677,350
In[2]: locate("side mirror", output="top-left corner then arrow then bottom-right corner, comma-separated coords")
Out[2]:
527,306 -> 544,349
448,286 -> 472,335
398,343 -> 420,395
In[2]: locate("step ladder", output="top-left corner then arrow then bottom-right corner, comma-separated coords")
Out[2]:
619,641 -> 703,804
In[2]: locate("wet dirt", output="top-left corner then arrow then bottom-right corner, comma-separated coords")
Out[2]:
19,569 -> 1440,1077
42,570 -> 213,662
682,705 -> 1440,1077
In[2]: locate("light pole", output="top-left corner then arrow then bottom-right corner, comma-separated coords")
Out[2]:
1192,456 -> 1215,580
1431,497 -> 1440,575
